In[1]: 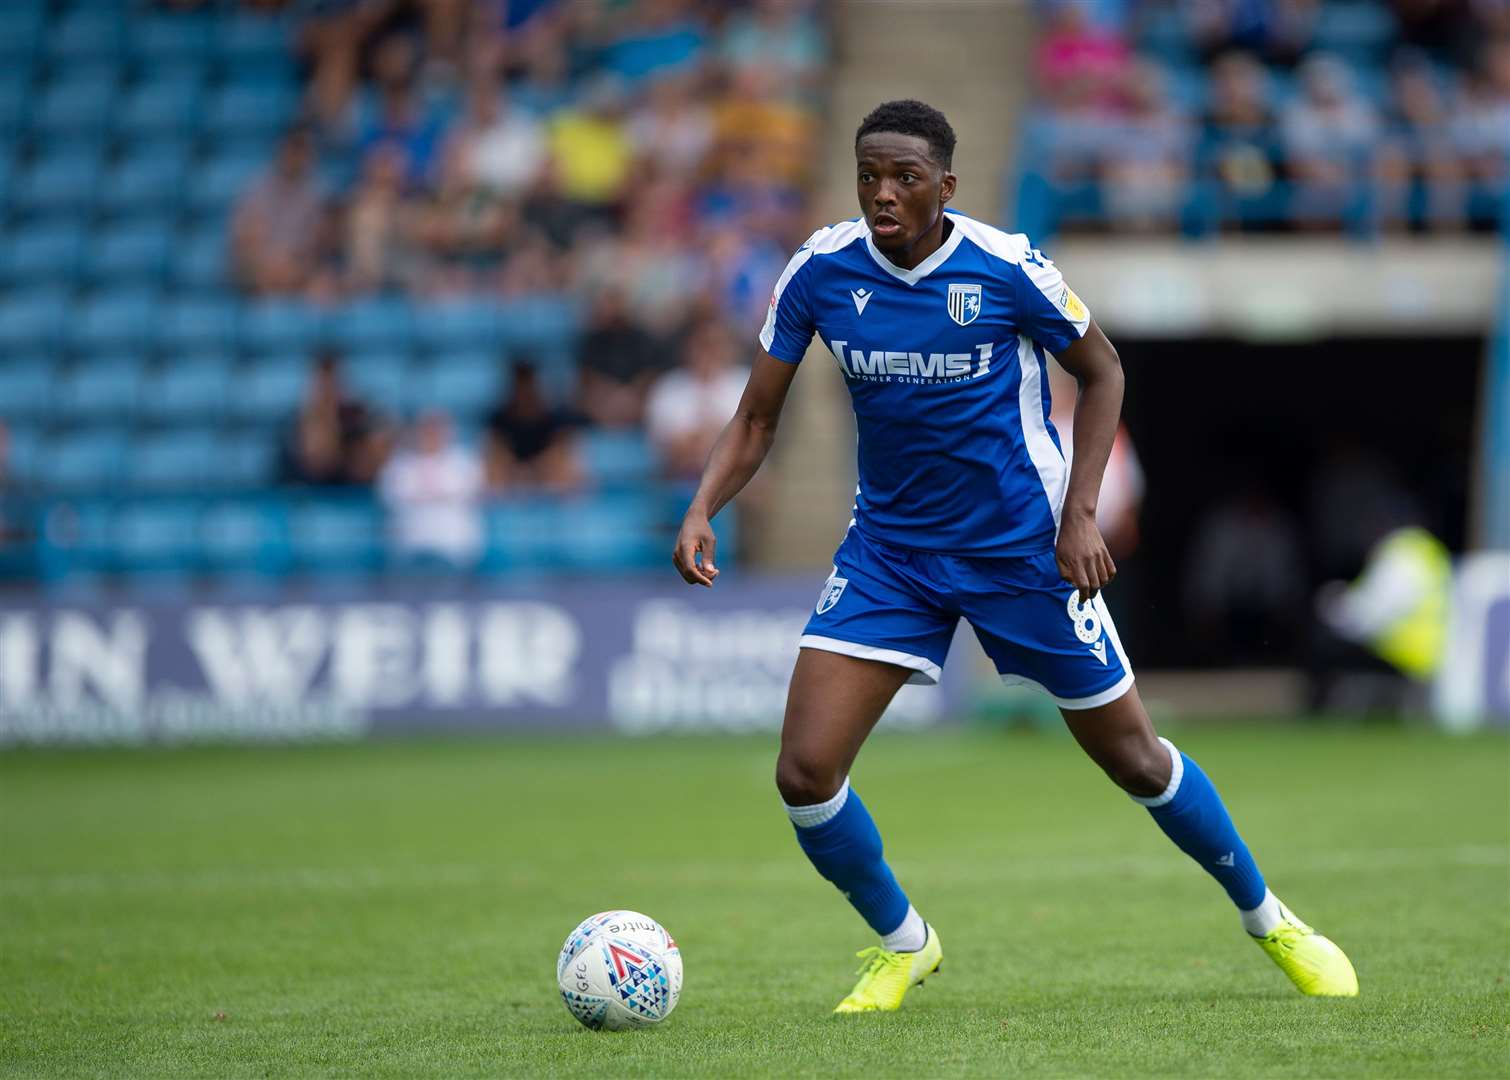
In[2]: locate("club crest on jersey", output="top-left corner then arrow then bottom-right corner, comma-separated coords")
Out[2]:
816,576 -> 848,615
947,283 -> 982,326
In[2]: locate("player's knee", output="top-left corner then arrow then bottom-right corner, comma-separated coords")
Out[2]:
1101,741 -> 1170,799
774,748 -> 845,807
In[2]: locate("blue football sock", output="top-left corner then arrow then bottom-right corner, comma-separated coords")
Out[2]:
786,779 -> 911,937
1134,738 -> 1268,911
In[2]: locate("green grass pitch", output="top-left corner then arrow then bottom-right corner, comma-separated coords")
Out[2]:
2,725 -> 1507,1078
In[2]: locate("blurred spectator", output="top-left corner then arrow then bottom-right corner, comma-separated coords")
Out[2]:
577,287 -> 667,428
281,351 -> 388,487
1280,54 -> 1380,227
232,128 -> 328,296
484,361 -> 586,494
626,73 -> 714,177
1391,0 -> 1483,67
601,0 -> 708,84
380,411 -> 485,569
646,319 -> 748,481
344,143 -> 419,293
1198,51 -> 1284,228
719,0 -> 826,93
1184,0 -> 1319,67
1036,1 -> 1134,113
358,34 -> 446,186
1454,34 -> 1510,224
548,77 -> 633,210
1098,61 -> 1192,229
447,76 -> 547,199
1374,55 -> 1467,230
1183,482 -> 1307,663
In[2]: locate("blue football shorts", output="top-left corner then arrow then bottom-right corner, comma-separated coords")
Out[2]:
800,525 -> 1134,709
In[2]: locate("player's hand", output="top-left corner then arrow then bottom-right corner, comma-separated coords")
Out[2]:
1055,507 -> 1115,603
672,512 -> 719,587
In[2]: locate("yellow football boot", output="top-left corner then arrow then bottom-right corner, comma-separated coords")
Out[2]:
833,924 -> 943,1013
1253,901 -> 1359,997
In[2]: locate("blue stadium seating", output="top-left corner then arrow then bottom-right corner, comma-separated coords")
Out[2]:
0,290 -> 69,352
54,356 -> 146,423
14,150 -> 104,215
200,499 -> 286,572
33,68 -> 119,134
0,220 -> 87,285
286,499 -> 383,571
172,224 -> 230,290
47,9 -> 122,63
128,428 -> 220,491
557,494 -> 662,569
216,12 -> 293,66
0,7 -> 43,63
5,424 -> 42,489
415,300 -> 499,353
344,353 -> 412,417
139,357 -> 234,424
37,429 -> 129,491
158,296 -> 239,354
0,357 -> 53,422
414,355 -> 504,420
219,430 -> 279,487
111,501 -> 202,571
231,356 -> 308,423
69,290 -> 159,351
190,143 -> 270,213
131,13 -> 213,62
203,83 -> 300,138
116,75 -> 203,137
580,430 -> 656,490
330,298 -> 416,353
239,299 -> 322,354
84,219 -> 174,283
99,141 -> 193,214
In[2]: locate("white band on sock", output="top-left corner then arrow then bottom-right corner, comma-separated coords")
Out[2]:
1128,737 -> 1183,807
881,905 -> 927,952
784,777 -> 850,828
1240,889 -> 1284,937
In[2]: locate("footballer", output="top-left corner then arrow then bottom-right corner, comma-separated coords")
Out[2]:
672,100 -> 1357,1012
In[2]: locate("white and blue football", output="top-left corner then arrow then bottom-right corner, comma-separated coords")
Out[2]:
556,910 -> 682,1031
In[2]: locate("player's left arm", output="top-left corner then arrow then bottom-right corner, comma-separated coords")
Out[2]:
1052,321 -> 1123,603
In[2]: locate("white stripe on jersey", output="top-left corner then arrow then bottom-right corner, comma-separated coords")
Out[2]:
1015,333 -> 1068,530
759,219 -> 868,353
949,214 -> 1091,338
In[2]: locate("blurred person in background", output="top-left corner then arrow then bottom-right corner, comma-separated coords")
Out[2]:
1198,51 -> 1284,229
547,76 -> 633,219
625,72 -> 713,178
445,74 -> 547,200
1374,54 -> 1467,230
231,127 -> 328,296
1454,33 -> 1510,226
1281,54 -> 1380,228
1098,60 -> 1192,231
344,142 -> 421,293
484,360 -> 586,494
380,410 -> 485,570
281,350 -> 388,486
1035,0 -> 1133,112
576,286 -> 667,427
1184,0 -> 1319,67
1183,477 -> 1307,663
718,0 -> 827,95
358,34 -> 446,186
647,317 -> 747,482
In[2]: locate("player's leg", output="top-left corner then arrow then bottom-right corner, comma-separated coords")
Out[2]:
777,647 -> 944,1012
1061,686 -> 1358,996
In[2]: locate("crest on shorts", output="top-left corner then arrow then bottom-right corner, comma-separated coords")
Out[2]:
815,576 -> 848,615
947,283 -> 982,326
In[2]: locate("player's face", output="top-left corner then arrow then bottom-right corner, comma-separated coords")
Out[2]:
855,133 -> 956,262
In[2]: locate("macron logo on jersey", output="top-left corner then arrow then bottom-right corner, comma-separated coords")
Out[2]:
828,339 -> 993,384
850,289 -> 872,315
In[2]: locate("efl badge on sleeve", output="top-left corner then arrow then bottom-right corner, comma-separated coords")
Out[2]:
947,283 -> 982,326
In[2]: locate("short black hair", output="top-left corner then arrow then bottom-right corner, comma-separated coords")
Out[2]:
855,100 -> 956,169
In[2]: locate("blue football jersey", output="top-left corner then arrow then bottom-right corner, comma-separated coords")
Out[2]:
759,210 -> 1092,556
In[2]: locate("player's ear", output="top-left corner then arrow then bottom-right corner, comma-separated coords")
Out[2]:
939,171 -> 956,206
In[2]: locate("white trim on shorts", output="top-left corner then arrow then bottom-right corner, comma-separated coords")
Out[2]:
798,635 -> 942,686
1000,669 -> 1135,710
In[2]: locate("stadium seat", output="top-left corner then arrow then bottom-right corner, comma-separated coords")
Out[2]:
230,356 -> 309,423
127,428 -> 219,491
36,429 -> 129,492
0,7 -> 43,63
189,143 -> 270,214
172,224 -> 230,290
0,356 -> 53,422
0,290 -> 69,352
4,424 -> 42,488
497,296 -> 581,351
203,84 -> 300,139
200,498 -> 286,572
138,356 -> 234,424
556,494 -> 662,569
157,297 -> 239,354
83,219 -> 174,283
286,498 -> 383,571
0,72 -> 30,136
31,68 -> 119,134
239,299 -> 323,355
110,501 -> 202,570
414,300 -> 499,353
0,219 -> 87,285
218,430 -> 279,487
98,142 -> 192,215
130,13 -> 213,62
482,499 -> 559,572
68,290 -> 159,351
115,75 -> 203,137
54,356 -> 146,423
47,9 -> 123,62
329,298 -> 416,353
216,12 -> 293,66
13,150 -> 104,215
580,430 -> 656,489
413,355 -> 504,420
344,353 -> 412,417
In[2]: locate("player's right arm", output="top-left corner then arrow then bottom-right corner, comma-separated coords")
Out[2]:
672,350 -> 799,586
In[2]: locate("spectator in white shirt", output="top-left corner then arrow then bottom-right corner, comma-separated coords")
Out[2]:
379,411 -> 485,569
646,319 -> 749,481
